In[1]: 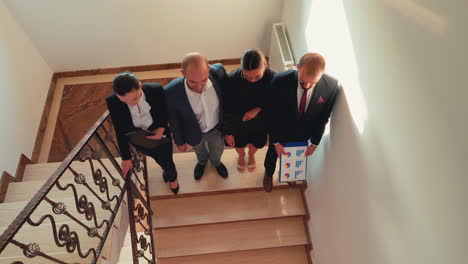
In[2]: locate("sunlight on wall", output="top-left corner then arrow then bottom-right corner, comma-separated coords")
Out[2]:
384,0 -> 448,35
304,0 -> 368,133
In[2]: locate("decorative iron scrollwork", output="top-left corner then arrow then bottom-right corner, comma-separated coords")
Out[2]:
87,227 -> 99,238
52,202 -> 67,215
74,173 -> 86,184
102,201 -> 111,210
24,243 -> 40,258
112,178 -> 121,186
0,113 -> 154,264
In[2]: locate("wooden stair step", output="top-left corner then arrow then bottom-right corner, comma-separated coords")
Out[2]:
148,148 -> 299,199
154,216 -> 308,258
0,197 -> 114,227
152,188 -> 306,228
0,252 -> 97,264
0,220 -> 106,258
4,178 -> 122,203
23,159 -> 121,182
157,246 -> 310,264
22,149 -> 296,199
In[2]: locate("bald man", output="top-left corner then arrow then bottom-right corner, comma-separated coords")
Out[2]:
263,53 -> 340,192
164,53 -> 228,180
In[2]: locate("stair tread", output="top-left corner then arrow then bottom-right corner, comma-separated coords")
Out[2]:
4,178 -> 122,203
0,197 -> 113,227
22,149 -> 298,198
0,252 -> 95,264
154,216 -> 308,258
0,220 -> 105,257
23,159 -> 121,182
153,188 -> 306,228
157,246 -> 309,264
148,148 -> 296,198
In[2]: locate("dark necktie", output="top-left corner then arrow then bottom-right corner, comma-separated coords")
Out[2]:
297,88 -> 308,119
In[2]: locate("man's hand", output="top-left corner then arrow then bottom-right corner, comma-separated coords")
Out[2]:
225,135 -> 235,147
242,107 -> 262,122
121,159 -> 133,178
177,144 -> 192,152
305,145 -> 317,157
274,143 -> 288,157
146,127 -> 165,140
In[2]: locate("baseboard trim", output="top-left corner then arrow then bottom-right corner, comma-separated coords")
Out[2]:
31,73 -> 58,163
54,58 -> 241,79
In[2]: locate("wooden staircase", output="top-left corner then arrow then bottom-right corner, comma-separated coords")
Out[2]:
0,148 -> 312,263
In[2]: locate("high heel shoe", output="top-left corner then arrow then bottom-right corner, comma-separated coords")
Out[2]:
170,184 -> 179,195
169,181 -> 179,195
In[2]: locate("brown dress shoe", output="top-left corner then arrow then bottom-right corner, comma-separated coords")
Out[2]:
263,173 -> 273,192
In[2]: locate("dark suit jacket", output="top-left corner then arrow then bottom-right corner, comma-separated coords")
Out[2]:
106,83 -> 170,160
267,70 -> 340,145
164,63 -> 226,146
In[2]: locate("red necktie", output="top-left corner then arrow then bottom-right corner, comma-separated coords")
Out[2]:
297,88 -> 308,119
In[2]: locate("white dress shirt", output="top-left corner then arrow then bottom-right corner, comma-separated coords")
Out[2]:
127,91 -> 153,130
185,79 -> 220,133
297,80 -> 315,111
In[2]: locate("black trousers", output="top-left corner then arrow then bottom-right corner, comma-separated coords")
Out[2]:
133,141 -> 177,182
263,143 -> 279,178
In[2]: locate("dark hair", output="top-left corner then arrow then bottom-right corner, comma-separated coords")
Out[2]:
112,72 -> 140,96
241,48 -> 265,71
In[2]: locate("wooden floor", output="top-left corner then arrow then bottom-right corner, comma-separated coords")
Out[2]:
44,64 -> 240,163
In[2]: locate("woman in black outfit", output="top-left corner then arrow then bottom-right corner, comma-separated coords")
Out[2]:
224,49 -> 275,172
106,72 -> 179,194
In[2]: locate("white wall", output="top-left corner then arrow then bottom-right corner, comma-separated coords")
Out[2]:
281,0 -> 468,263
4,0 -> 283,72
0,2 -> 53,174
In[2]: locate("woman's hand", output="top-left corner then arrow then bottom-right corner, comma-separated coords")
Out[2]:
242,107 -> 262,122
177,144 -> 192,152
146,127 -> 165,140
121,159 -> 133,178
225,135 -> 235,147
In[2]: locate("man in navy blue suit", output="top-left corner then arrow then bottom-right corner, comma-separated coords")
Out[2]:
263,53 -> 341,192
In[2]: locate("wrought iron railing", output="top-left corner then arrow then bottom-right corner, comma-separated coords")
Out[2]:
0,111 -> 156,264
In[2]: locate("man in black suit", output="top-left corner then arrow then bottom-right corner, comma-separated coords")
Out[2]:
263,53 -> 340,192
165,53 -> 229,180
106,72 -> 179,194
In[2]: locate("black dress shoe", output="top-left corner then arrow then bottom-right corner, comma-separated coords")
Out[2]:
170,184 -> 179,195
194,163 -> 206,180
263,173 -> 273,192
215,163 -> 229,178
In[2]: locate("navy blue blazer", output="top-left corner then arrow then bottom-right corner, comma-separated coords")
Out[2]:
164,63 -> 226,146
106,83 -> 171,160
267,70 -> 340,145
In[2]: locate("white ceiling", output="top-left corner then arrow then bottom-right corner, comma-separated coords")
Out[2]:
4,0 -> 283,71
